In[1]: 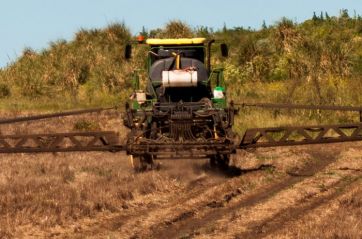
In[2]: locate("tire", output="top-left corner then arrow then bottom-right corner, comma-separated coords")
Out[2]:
209,154 -> 230,170
130,155 -> 147,172
209,155 -> 218,168
129,154 -> 154,172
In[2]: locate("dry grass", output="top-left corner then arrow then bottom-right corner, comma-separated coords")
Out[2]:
300,187 -> 362,239
277,147 -> 362,239
0,151 -> 186,238
0,111 -> 178,237
0,110 -> 361,238
266,179 -> 362,239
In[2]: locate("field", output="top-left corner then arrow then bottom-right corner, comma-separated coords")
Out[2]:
1,12 -> 362,238
0,111 -> 361,239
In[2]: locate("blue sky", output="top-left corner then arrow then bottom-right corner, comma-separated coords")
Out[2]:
1,0 -> 361,68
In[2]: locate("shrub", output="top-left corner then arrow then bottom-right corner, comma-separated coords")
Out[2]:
73,119 -> 100,131
0,83 -> 11,98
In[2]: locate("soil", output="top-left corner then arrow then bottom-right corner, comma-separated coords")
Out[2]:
0,111 -> 361,239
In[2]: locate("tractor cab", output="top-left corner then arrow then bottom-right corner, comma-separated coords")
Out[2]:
146,38 -> 211,103
126,37 -> 228,110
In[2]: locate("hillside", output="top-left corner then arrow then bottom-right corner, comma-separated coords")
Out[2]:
0,14 -> 361,134
0,23 -> 132,110
0,12 -> 361,111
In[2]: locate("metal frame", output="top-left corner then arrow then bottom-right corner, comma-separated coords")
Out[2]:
0,38 -> 361,158
240,122 -> 362,149
127,141 -> 234,157
0,131 -> 121,153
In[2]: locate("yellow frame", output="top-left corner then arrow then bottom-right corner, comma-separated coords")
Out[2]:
146,38 -> 207,45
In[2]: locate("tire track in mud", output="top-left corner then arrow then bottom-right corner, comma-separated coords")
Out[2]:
105,173 -> 221,228
69,161 -> 231,237
115,168 -> 252,237
235,175 -> 362,239
149,147 -> 341,239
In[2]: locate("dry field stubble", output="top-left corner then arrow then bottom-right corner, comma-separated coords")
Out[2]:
0,111 -> 361,239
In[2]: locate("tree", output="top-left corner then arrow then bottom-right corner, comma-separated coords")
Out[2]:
340,9 -> 350,19
262,20 -> 267,29
312,12 -> 319,21
195,26 -> 212,38
320,11 -> 324,21
140,26 -> 148,38
223,22 -> 228,33
159,20 -> 193,38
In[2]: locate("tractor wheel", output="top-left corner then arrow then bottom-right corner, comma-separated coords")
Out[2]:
130,155 -> 146,172
210,155 -> 218,168
219,154 -> 230,170
129,154 -> 154,172
150,122 -> 158,139
209,154 -> 230,170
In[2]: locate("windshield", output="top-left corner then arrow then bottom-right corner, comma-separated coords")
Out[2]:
149,45 -> 205,65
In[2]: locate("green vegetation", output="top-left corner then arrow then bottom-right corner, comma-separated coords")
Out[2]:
73,119 -> 101,131
0,23 -> 132,110
0,13 -> 361,130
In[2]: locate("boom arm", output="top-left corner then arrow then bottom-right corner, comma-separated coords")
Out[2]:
236,102 -> 362,121
237,102 -> 362,112
0,107 -> 123,154
0,103 -> 361,155
0,131 -> 123,153
0,107 -> 115,125
240,122 -> 362,149
0,123 -> 361,154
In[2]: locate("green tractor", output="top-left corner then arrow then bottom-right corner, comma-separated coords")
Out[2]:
0,38 -> 361,173
123,37 -> 237,171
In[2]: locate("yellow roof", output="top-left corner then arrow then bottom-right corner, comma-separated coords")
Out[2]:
146,38 -> 207,45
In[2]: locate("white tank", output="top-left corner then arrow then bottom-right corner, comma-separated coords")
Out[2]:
136,91 -> 146,104
162,70 -> 198,87
213,86 -> 225,99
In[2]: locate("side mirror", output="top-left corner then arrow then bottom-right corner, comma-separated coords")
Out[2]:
220,43 -> 229,57
125,44 -> 132,60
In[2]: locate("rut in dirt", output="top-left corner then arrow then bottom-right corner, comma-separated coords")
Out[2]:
148,147 -> 341,239
235,175 -> 362,239
69,159 -> 232,237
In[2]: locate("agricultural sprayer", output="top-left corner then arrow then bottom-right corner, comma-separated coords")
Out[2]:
1,38 -> 361,171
